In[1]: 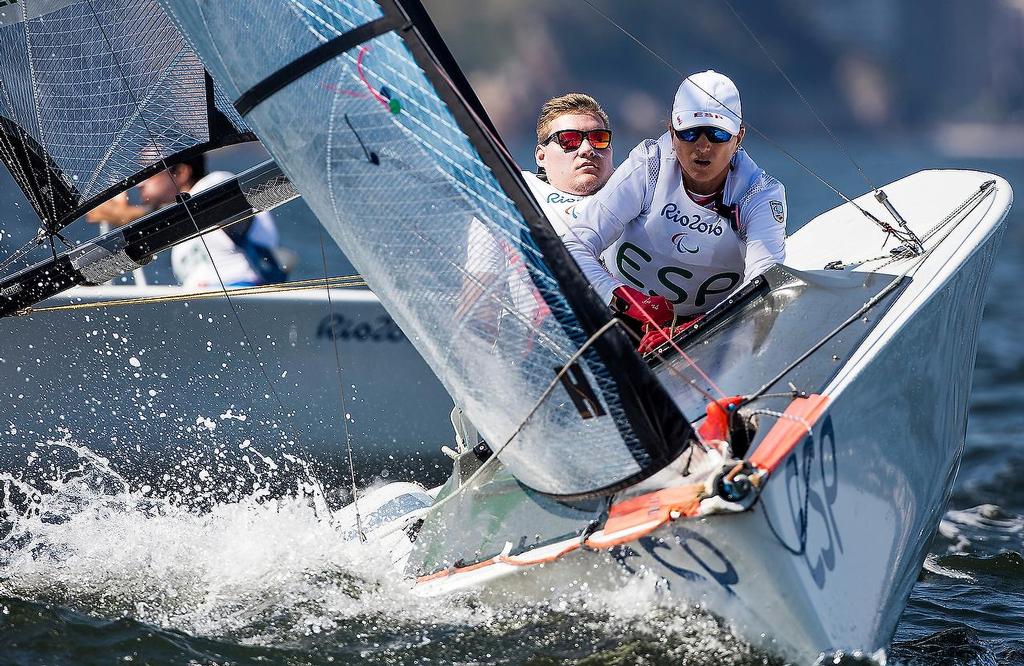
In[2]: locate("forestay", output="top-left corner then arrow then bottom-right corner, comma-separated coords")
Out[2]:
0,0 -> 253,234
159,0 -> 693,498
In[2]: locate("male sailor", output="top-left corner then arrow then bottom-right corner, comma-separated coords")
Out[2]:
459,93 -> 614,333
527,92 -> 615,231
563,70 -> 787,353
86,155 -> 286,288
452,93 -> 615,451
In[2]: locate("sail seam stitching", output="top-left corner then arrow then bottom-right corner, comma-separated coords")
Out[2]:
82,47 -> 190,199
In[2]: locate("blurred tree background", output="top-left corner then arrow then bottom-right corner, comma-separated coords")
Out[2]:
424,0 -> 1024,159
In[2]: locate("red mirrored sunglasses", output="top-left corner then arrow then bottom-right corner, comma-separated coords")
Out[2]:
542,128 -> 612,151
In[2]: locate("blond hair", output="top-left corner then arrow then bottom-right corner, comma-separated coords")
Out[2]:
535,93 -> 610,144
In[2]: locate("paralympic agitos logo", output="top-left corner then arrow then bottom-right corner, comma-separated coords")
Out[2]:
671,232 -> 699,254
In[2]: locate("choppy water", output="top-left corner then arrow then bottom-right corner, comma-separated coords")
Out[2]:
2,141 -> 1023,665
888,211 -> 1024,664
0,440 -> 776,665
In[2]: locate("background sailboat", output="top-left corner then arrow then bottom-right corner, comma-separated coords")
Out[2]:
0,0 -> 454,480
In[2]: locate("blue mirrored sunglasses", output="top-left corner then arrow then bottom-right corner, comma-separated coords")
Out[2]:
674,126 -> 733,143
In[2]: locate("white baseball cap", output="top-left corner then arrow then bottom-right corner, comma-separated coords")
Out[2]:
671,70 -> 742,135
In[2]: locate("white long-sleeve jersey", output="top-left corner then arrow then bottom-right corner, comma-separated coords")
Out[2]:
563,133 -> 786,316
465,171 -> 594,317
171,171 -> 280,288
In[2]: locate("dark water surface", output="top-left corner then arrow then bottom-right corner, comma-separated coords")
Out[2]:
1,140 -> 1023,665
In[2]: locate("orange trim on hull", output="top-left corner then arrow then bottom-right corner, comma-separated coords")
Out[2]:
416,557 -> 495,584
498,542 -> 582,566
416,541 -> 585,584
416,395 -> 830,588
749,393 -> 830,472
416,485 -> 705,585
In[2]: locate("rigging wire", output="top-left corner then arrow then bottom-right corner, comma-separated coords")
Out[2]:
616,315 -> 723,407
408,227 -> 577,362
577,0 -> 891,229
82,0 -> 289,414
18,1 -> 62,234
18,274 -> 368,314
372,317 -> 627,539
612,292 -> 726,400
317,228 -> 365,541
718,0 -> 878,194
715,2 -> 922,252
0,234 -> 45,274
743,180 -> 996,406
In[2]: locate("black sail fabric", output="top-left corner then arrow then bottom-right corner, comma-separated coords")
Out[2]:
159,0 -> 694,498
0,0 -> 253,234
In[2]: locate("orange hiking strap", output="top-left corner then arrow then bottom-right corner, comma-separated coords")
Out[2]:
749,393 -> 830,472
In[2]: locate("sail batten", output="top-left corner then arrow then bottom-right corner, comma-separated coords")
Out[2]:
160,0 -> 695,497
234,15 -> 404,116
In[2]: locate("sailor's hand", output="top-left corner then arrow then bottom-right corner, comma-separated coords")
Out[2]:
636,315 -> 704,355
637,325 -> 674,355
85,193 -> 143,227
611,285 -> 674,327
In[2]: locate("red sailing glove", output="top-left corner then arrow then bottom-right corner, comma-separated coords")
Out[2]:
636,315 -> 705,355
611,285 -> 673,327
637,326 -> 675,355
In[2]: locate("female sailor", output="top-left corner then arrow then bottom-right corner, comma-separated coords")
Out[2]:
564,70 -> 787,352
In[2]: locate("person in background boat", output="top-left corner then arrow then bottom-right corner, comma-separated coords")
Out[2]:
563,70 -> 787,354
460,92 -> 614,331
85,155 -> 287,288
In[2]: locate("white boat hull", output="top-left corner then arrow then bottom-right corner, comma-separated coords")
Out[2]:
616,235 -> 1003,660
0,286 -> 454,480
409,170 -> 1013,662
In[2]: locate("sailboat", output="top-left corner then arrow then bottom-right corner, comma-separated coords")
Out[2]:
0,0 -> 1012,661
0,279 -> 456,473
0,0 -> 452,472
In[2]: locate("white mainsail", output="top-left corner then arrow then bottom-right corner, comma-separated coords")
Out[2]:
159,0 -> 694,498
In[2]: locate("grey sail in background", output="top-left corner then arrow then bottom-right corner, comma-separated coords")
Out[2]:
159,0 -> 694,498
0,0 -> 253,234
